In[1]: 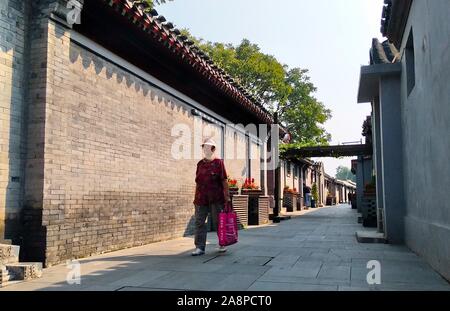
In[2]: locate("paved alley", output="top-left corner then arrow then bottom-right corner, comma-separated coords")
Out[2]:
1,205 -> 449,291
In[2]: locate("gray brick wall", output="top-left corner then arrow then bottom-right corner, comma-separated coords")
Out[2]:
2,0 -> 264,267
36,18 -> 203,266
0,0 -> 31,242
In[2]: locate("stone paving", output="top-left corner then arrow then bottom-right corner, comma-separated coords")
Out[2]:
1,205 -> 449,291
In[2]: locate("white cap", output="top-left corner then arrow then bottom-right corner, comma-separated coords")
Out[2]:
201,137 -> 216,147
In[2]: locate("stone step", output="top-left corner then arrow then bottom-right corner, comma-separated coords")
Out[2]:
0,244 -> 20,265
5,262 -> 43,281
0,244 -> 44,288
1,280 -> 24,288
356,230 -> 387,244
0,266 -> 12,287
1,266 -> 10,278
1,256 -> 20,265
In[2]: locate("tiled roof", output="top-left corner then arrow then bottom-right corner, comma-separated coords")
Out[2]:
370,38 -> 400,65
380,0 -> 413,48
380,0 -> 393,37
99,0 -> 273,124
324,173 -> 334,180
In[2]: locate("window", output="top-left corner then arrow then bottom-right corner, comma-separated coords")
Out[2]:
405,29 -> 416,96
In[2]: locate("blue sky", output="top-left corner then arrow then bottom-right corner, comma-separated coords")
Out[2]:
157,0 -> 384,176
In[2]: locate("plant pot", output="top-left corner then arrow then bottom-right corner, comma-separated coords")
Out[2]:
296,194 -> 302,211
241,189 -> 263,196
240,190 -> 267,225
364,184 -> 376,194
326,197 -> 336,206
229,188 -> 239,197
231,195 -> 249,229
283,192 -> 298,212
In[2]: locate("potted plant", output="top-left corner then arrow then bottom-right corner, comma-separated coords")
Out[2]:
283,186 -> 298,212
227,176 -> 239,196
311,183 -> 319,208
241,178 -> 267,225
227,177 -> 248,229
362,176 -> 377,227
241,178 -> 261,192
364,176 -> 376,196
326,194 -> 336,206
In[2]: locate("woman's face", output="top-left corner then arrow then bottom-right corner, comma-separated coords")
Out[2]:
202,145 -> 215,160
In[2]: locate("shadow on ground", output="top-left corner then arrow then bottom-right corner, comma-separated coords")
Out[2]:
1,205 -> 449,291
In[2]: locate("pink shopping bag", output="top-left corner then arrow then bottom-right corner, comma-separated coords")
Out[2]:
218,202 -> 238,246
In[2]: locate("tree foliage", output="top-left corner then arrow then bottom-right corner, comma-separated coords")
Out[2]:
185,34 -> 332,145
133,1 -> 332,145
335,166 -> 356,182
311,183 -> 319,202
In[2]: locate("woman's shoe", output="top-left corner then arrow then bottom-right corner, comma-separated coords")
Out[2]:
191,248 -> 205,256
218,246 -> 227,253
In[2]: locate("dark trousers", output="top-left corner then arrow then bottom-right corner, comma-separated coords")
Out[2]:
194,203 -> 224,251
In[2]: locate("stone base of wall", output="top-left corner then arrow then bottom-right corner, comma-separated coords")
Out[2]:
405,215 -> 450,281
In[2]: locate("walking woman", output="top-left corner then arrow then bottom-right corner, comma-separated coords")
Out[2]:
192,138 -> 231,256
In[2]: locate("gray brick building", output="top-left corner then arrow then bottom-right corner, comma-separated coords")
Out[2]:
0,0 -> 277,266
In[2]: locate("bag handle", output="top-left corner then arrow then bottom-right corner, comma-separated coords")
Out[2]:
224,201 -> 233,212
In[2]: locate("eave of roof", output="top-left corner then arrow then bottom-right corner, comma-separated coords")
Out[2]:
370,38 -> 400,65
281,156 -> 314,167
324,173 -> 333,180
357,62 -> 402,103
380,0 -> 413,49
99,0 -> 273,124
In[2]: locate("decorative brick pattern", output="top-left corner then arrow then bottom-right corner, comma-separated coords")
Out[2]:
4,262 -> 43,281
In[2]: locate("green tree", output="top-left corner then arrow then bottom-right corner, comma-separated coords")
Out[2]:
185,35 -> 332,145
282,68 -> 332,145
311,183 -> 319,202
335,166 -> 356,182
132,4 -> 332,145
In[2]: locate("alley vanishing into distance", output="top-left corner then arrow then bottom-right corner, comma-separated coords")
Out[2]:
1,205 -> 448,291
